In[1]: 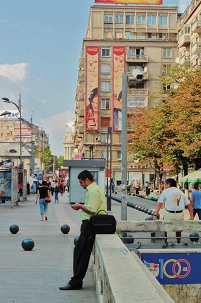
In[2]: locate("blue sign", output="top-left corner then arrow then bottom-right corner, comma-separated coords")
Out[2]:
141,253 -> 201,284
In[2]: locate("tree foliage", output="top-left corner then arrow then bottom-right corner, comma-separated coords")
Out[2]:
57,155 -> 64,168
128,68 -> 201,175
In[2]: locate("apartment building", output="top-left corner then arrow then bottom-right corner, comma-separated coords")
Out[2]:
74,4 -> 178,184
178,0 -> 201,66
0,113 -> 49,175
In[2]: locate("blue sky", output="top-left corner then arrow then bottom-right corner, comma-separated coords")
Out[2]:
0,0 -> 187,156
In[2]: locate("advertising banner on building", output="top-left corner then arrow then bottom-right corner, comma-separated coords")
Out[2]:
95,0 -> 162,4
112,46 -> 125,131
14,127 -> 31,138
141,253 -> 201,284
85,46 -> 99,131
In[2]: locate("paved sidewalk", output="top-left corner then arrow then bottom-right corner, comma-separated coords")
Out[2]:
0,192 -> 98,303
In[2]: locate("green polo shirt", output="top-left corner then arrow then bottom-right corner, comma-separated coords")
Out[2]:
80,182 -> 107,221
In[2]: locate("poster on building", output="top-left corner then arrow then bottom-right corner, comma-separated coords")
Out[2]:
112,46 -> 125,131
95,0 -> 162,4
0,171 -> 12,198
14,127 -> 31,138
85,46 -> 99,131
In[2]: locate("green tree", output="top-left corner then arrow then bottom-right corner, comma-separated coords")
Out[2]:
57,155 -> 64,169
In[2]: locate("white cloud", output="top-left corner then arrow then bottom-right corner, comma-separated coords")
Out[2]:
41,99 -> 47,104
0,63 -> 29,82
40,110 -> 74,133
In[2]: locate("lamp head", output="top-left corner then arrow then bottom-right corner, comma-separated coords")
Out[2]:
2,97 -> 10,103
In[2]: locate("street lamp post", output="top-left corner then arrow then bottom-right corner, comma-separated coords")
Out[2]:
20,117 -> 35,178
2,93 -> 22,165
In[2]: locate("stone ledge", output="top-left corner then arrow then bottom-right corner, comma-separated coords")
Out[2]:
93,234 -> 174,303
117,220 -> 201,233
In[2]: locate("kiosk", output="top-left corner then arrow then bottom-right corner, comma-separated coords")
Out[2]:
63,159 -> 105,203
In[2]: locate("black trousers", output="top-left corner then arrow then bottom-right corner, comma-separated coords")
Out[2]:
69,220 -> 95,286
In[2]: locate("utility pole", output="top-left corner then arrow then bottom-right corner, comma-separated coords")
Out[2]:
30,112 -> 35,177
121,73 -> 128,221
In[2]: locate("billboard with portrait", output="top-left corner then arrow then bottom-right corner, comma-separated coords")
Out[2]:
0,171 -> 12,198
95,0 -> 162,4
112,46 -> 125,131
85,46 -> 99,131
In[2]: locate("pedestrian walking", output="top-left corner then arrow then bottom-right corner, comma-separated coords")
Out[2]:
50,180 -> 55,196
153,178 -> 194,243
190,182 -> 201,220
27,181 -> 30,195
35,181 -> 50,221
59,170 -> 107,290
54,181 -> 59,203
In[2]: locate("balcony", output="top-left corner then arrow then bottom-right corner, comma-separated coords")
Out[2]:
192,42 -> 201,55
78,126 -> 84,134
77,108 -> 84,117
127,89 -> 148,97
179,55 -> 190,65
126,54 -> 148,63
179,34 -> 190,48
127,71 -> 148,81
192,19 -> 201,33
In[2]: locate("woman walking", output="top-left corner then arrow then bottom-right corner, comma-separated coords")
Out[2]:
35,181 -> 50,221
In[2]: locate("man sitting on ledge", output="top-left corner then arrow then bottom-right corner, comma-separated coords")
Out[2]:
153,178 -> 194,243
59,170 -> 107,290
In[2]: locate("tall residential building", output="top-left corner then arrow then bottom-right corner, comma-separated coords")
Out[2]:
177,0 -> 201,66
74,4 -> 178,184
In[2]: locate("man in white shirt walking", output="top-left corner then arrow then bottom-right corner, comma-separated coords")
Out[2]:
153,178 -> 194,243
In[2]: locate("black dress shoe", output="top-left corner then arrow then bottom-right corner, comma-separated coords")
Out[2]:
59,283 -> 82,290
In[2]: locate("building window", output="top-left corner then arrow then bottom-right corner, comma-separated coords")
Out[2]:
137,15 -> 146,25
101,117 -> 110,127
101,64 -> 110,74
101,48 -> 110,57
101,134 -> 107,144
101,99 -> 110,109
148,33 -> 156,40
126,32 -> 134,40
162,65 -> 171,75
159,15 -> 167,26
104,15 -> 113,24
101,151 -> 110,160
162,48 -> 171,58
128,48 -> 144,55
117,151 -> 122,159
126,15 -> 134,24
101,81 -> 110,92
148,15 -> 156,25
115,15 -> 123,24
159,33 -> 167,40
128,82 -> 145,89
163,84 -> 171,92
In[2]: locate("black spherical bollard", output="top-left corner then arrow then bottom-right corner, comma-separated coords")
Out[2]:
74,236 -> 80,246
61,224 -> 70,234
126,234 -> 134,244
21,238 -> 35,251
145,215 -> 154,221
189,232 -> 200,242
9,224 -> 19,234
144,209 -> 149,214
147,210 -> 152,215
